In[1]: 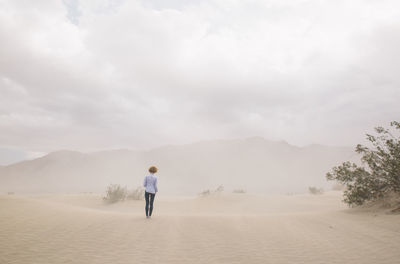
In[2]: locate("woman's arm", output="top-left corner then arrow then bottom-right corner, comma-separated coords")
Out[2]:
143,176 -> 147,188
154,177 -> 158,193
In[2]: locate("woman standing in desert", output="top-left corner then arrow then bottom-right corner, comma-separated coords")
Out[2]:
143,166 -> 158,218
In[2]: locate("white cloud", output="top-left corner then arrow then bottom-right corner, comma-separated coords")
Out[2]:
0,0 -> 400,157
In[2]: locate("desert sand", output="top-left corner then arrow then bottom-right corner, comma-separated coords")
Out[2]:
1,192 -> 399,264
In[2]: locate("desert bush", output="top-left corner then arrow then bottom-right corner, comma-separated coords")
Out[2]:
308,186 -> 324,195
199,185 -> 224,197
199,189 -> 211,197
127,186 -> 145,200
103,184 -> 127,203
308,186 -> 324,194
215,185 -> 224,193
326,121 -> 400,206
233,189 -> 246,193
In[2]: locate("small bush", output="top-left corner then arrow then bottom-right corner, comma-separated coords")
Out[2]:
127,186 -> 145,200
215,185 -> 224,193
199,185 -> 224,197
199,189 -> 211,197
233,189 -> 246,193
103,184 -> 127,203
308,186 -> 324,195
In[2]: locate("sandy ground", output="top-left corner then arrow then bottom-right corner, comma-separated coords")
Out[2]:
1,192 -> 399,264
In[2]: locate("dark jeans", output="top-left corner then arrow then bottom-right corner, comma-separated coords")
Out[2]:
145,191 -> 156,217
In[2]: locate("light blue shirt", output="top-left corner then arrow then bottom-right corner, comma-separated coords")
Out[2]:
143,173 -> 158,194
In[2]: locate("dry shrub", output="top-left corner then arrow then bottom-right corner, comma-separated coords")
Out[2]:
103,184 -> 127,203
127,186 -> 145,200
199,185 -> 224,197
215,185 -> 224,193
199,189 -> 211,197
308,186 -> 324,195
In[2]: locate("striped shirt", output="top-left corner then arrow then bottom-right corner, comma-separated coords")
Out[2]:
143,173 -> 158,194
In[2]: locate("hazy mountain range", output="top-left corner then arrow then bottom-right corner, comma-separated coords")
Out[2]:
0,137 -> 360,194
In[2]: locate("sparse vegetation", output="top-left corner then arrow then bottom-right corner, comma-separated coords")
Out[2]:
199,189 -> 211,197
233,189 -> 246,193
215,185 -> 224,193
199,185 -> 224,197
103,184 -> 145,203
103,184 -> 127,203
327,121 -> 400,207
127,186 -> 145,200
308,186 -> 324,195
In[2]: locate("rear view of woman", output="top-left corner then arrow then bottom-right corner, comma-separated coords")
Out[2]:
143,166 -> 158,218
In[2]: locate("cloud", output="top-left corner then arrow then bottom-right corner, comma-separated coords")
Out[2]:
0,0 -> 400,157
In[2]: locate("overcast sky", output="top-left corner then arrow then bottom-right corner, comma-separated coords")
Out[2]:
0,0 -> 400,164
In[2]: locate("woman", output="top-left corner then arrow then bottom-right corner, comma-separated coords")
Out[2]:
143,166 -> 158,218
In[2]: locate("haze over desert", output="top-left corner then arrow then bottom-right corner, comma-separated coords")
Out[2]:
1,0 -> 400,263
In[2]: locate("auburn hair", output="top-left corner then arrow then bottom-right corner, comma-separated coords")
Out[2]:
149,166 -> 158,173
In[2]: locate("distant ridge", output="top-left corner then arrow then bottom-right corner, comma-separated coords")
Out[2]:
0,138 -> 359,194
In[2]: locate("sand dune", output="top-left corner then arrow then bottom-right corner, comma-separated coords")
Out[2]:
1,192 -> 399,264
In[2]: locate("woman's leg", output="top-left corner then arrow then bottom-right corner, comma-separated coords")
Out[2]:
149,193 -> 155,216
145,191 -> 150,217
